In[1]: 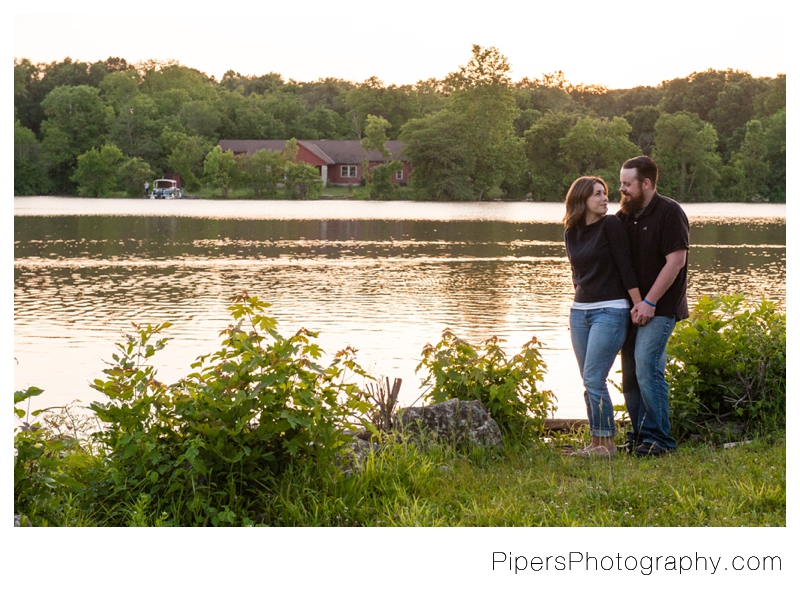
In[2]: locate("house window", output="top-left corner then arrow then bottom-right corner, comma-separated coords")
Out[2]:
395,169 -> 403,180
341,165 -> 358,178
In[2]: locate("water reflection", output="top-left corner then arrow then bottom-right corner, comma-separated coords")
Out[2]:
14,198 -> 785,418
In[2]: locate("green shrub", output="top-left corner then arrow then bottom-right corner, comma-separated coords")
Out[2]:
14,387 -> 95,525
416,329 -> 556,442
88,293 -> 373,525
666,294 -> 785,440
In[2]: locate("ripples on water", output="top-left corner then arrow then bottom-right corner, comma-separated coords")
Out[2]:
14,198 -> 786,418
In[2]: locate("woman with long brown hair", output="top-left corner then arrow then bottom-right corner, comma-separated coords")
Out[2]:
564,176 -> 642,457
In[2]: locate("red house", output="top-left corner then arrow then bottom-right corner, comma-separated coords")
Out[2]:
217,139 -> 412,187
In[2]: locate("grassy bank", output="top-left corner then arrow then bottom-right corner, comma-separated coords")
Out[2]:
15,294 -> 784,527
19,431 -> 785,527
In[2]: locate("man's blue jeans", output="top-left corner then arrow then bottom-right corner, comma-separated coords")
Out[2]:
621,316 -> 677,450
569,307 -> 629,437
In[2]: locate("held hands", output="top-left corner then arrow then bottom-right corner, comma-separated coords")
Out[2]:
631,300 -> 656,326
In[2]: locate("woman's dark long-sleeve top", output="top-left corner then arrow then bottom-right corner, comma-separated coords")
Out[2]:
564,215 -> 638,303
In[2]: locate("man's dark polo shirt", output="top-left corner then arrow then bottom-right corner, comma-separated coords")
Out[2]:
616,192 -> 689,321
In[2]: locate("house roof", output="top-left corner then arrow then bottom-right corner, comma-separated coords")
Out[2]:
217,139 -> 408,164
308,140 -> 408,163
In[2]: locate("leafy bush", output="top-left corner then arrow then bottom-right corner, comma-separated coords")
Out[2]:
88,293 -> 372,525
666,294 -> 785,439
416,329 -> 556,441
14,387 -> 95,525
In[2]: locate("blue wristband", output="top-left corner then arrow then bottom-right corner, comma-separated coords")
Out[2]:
643,299 -> 657,307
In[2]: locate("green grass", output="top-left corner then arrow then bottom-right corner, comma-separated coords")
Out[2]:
190,184 -> 361,200
16,433 -> 784,527
256,433 -> 785,527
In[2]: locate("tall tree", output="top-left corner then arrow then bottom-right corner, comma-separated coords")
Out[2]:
163,131 -> 213,192
623,105 -> 661,155
40,85 -> 114,193
241,148 -> 287,198
523,110 -> 577,200
116,156 -> 155,197
203,145 -> 240,198
447,45 -> 521,199
71,143 -> 124,197
400,109 -> 475,200
559,116 -> 640,183
653,111 -> 721,201
14,119 -> 49,195
726,119 -> 770,201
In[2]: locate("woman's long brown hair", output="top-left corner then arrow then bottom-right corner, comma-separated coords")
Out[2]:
563,176 -> 609,229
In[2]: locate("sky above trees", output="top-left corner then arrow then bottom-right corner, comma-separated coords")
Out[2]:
14,1 -> 786,90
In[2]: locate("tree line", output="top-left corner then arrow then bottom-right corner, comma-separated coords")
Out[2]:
14,46 -> 785,201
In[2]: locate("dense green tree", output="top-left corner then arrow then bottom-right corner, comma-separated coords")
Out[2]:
345,77 -> 390,138
400,109 -> 476,200
150,88 -> 193,121
361,115 -> 402,199
659,69 -> 730,121
560,116 -> 640,183
297,77 -> 353,113
601,86 -> 663,118
723,119 -> 770,202
362,161 -> 404,199
761,109 -> 786,201
71,143 -> 124,197
514,108 -> 543,137
447,45 -> 521,199
709,77 -> 767,156
13,50 -> 785,202
15,58 -> 99,136
241,148 -> 287,198
108,93 -> 163,162
139,62 -> 217,102
653,111 -> 721,201
99,69 -> 143,114
180,99 -> 224,139
566,82 -> 613,116
216,90 -> 282,139
755,74 -> 785,118
295,106 -> 346,139
203,145 -> 241,198
116,156 -> 155,197
40,85 -> 114,193
220,70 -> 285,96
14,120 -> 49,195
446,45 -> 512,89
623,105 -> 661,155
361,115 -> 392,160
513,73 -> 574,116
284,162 -> 322,199
523,110 -> 578,200
163,131 -> 212,192
203,145 -> 240,198
412,78 -> 449,116
14,59 -> 43,133
344,78 -> 419,139
260,91 -> 308,138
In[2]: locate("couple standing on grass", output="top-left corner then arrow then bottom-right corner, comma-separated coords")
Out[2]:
564,155 -> 689,458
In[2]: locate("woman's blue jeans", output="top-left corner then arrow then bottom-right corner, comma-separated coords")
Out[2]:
569,307 -> 629,437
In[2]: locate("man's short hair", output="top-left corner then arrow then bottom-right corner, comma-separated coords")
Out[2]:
622,155 -> 658,188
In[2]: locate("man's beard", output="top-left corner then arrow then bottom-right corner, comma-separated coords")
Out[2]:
620,192 -> 646,214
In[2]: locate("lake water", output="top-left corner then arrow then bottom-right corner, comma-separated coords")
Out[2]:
14,197 -> 786,420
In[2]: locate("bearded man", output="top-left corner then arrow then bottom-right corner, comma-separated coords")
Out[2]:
616,155 -> 689,457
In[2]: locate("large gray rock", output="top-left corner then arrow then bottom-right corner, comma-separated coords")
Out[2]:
396,399 -> 502,449
14,515 -> 32,527
338,430 -> 380,475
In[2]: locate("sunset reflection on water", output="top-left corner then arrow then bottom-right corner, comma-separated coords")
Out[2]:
14,198 -> 785,418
